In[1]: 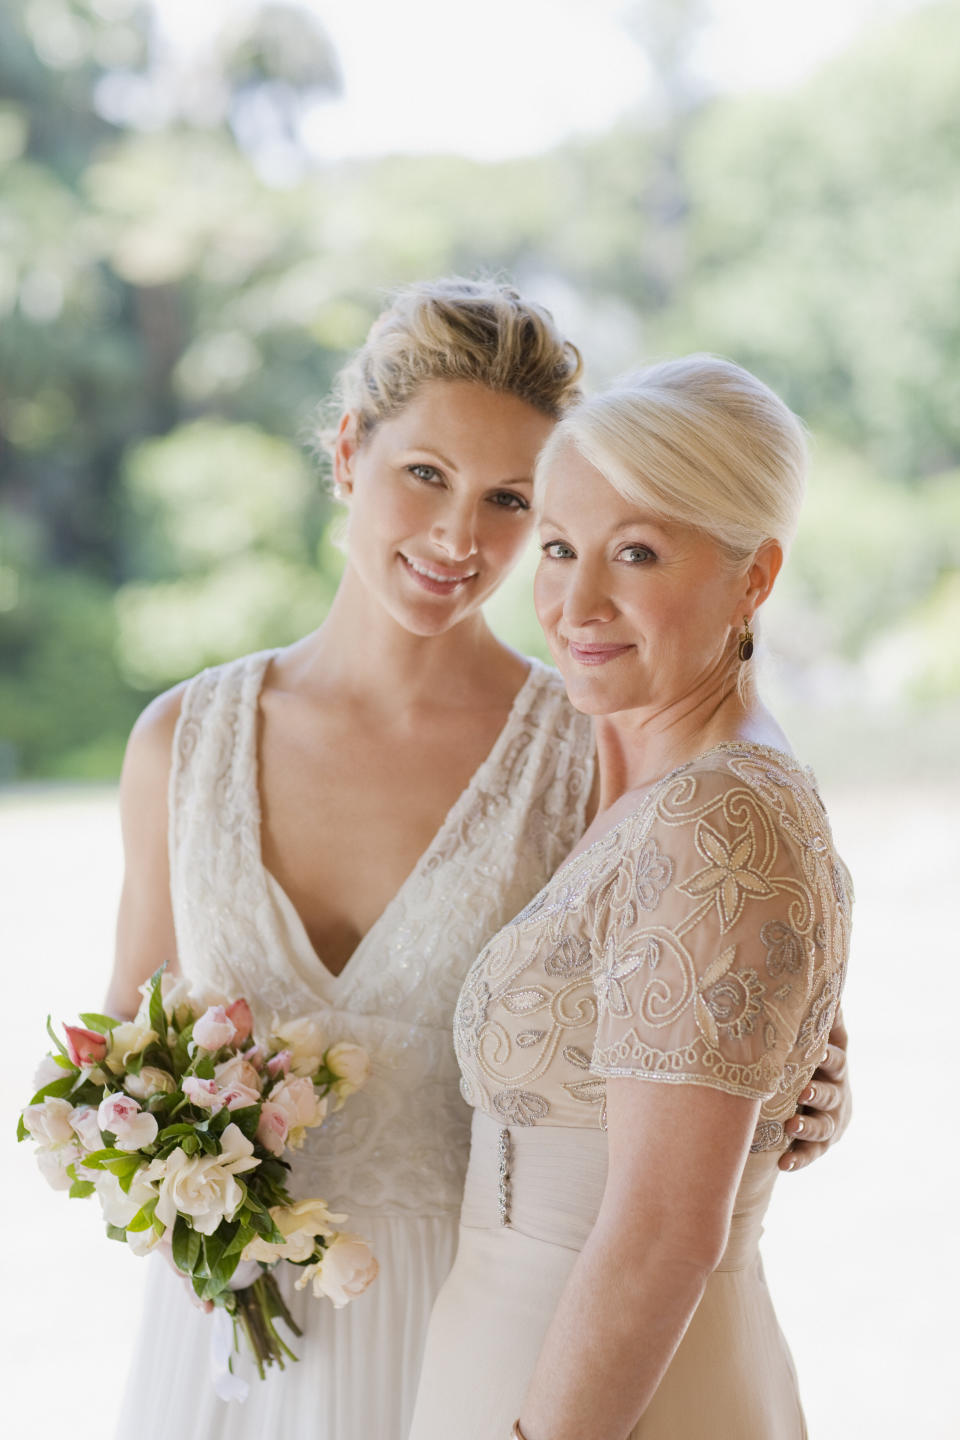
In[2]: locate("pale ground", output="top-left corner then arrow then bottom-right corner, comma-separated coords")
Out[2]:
2,783 -> 958,1438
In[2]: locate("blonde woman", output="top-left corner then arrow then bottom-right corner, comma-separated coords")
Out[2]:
106,288 -> 846,1440
410,356 -> 852,1439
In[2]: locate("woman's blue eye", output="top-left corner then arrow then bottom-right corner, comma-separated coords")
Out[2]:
409,464 -> 442,483
541,541 -> 574,559
490,491 -> 530,512
620,544 -> 656,564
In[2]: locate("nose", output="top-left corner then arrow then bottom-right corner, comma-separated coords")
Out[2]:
430,498 -> 478,562
562,559 -> 617,630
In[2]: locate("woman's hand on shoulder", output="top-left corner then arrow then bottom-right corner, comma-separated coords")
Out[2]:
104,684 -> 187,1020
780,1010 -> 851,1172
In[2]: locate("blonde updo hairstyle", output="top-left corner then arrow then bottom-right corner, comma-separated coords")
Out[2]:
320,276 -> 583,461
535,354 -> 808,684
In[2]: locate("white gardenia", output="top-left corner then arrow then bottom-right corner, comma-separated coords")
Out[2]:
242,1198 -> 347,1264
105,1021 -> 157,1075
144,1122 -> 259,1236
270,1016 -> 325,1077
95,1168 -> 156,1228
23,1096 -> 76,1148
295,1233 -> 379,1308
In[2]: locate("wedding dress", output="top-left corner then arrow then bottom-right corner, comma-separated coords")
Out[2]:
410,744 -> 852,1439
113,648 -> 593,1440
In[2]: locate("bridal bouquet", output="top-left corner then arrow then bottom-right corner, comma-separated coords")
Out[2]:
17,968 -> 378,1394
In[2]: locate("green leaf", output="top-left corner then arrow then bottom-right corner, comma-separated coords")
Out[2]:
207,1247 -> 241,1295
172,1217 -> 202,1276
26,1075 -> 78,1107
45,1015 -> 68,1058
53,1053 -> 76,1071
230,1105 -> 261,1142
147,968 -> 167,1042
126,1201 -> 156,1232
69,1180 -> 96,1199
16,1115 -> 28,1143
78,1013 -> 121,1034
82,1147 -> 128,1166
180,1134 -> 199,1155
194,1055 -> 215,1081
106,1224 -> 128,1243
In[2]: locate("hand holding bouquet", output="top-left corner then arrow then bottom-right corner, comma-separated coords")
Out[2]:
18,969 -> 377,1391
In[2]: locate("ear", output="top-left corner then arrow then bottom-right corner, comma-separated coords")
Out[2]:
333,413 -> 358,495
732,539 -> 783,625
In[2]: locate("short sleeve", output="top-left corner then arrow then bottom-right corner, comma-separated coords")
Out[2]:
590,765 -> 822,1099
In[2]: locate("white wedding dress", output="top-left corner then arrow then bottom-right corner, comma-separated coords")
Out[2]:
114,648 -> 594,1440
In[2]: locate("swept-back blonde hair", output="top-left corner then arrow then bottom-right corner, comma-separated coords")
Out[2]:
536,354 -> 807,563
319,276 -> 583,454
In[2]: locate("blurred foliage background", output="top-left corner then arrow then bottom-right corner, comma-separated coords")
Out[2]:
1,0 -> 958,782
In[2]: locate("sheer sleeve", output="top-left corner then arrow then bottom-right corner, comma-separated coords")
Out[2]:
590,765 -> 825,1099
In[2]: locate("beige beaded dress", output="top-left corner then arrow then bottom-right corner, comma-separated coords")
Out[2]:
409,743 -> 852,1440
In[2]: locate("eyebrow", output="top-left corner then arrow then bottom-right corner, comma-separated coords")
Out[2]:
404,445 -> 534,486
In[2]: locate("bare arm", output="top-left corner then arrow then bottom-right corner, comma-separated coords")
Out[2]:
518,1078 -> 759,1440
104,684 -> 186,1020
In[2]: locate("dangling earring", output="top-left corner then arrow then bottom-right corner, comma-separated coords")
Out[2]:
738,617 -> 754,663
333,482 -> 346,501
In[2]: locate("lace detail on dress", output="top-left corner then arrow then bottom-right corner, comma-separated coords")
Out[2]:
454,743 -> 851,1154
167,651 -> 595,1215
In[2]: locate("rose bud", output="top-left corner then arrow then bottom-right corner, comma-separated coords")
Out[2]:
63,1025 -> 109,1069
192,1005 -> 237,1052
225,998 -> 254,1046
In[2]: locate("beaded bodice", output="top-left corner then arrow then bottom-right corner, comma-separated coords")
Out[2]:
167,650 -> 595,1215
454,744 -> 852,1156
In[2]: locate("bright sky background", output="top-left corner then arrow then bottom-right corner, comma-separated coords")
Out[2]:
155,0 -> 929,160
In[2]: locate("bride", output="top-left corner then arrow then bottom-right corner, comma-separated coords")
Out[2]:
105,280 -> 848,1439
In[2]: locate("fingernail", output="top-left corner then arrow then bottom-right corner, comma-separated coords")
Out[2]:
821,1050 -> 829,1064
785,1155 -> 796,1171
793,1118 -> 804,1134
801,1086 -> 814,1103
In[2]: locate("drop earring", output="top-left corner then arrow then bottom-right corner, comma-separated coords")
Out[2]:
738,617 -> 754,662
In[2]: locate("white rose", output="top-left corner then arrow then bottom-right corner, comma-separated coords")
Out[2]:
23,1097 -> 76,1148
144,1123 -> 259,1236
94,1168 -> 156,1228
325,1043 -> 371,1093
97,1093 -> 159,1151
270,1016 -> 325,1077
295,1233 -> 379,1308
33,1053 -> 66,1089
267,1077 -> 327,1148
70,1106 -> 103,1152
242,1198 -> 347,1264
35,1142 -> 81,1191
124,1066 -> 176,1100
105,1021 -> 157,1075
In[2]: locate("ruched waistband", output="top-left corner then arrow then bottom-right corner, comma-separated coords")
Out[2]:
461,1111 -> 776,1271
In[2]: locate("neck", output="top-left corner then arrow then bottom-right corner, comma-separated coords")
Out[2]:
592,678 -> 757,813
280,562 -> 518,713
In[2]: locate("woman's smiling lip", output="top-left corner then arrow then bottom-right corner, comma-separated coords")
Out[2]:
565,641 -> 635,666
399,552 -> 478,594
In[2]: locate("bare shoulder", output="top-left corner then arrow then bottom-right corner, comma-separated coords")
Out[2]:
119,682 -> 190,822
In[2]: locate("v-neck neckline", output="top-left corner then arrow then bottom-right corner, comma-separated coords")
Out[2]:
248,652 -> 544,993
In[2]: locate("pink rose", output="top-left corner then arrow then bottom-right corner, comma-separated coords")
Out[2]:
182,1076 -> 222,1111
214,1055 -> 261,1092
225,999 -> 253,1045
244,1044 -> 267,1071
193,1006 -> 237,1052
218,1083 -> 261,1112
255,1103 -> 288,1156
267,1076 -> 327,1148
266,1050 -> 292,1079
70,1106 -> 103,1152
64,1025 -> 109,1068
97,1093 -> 159,1151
